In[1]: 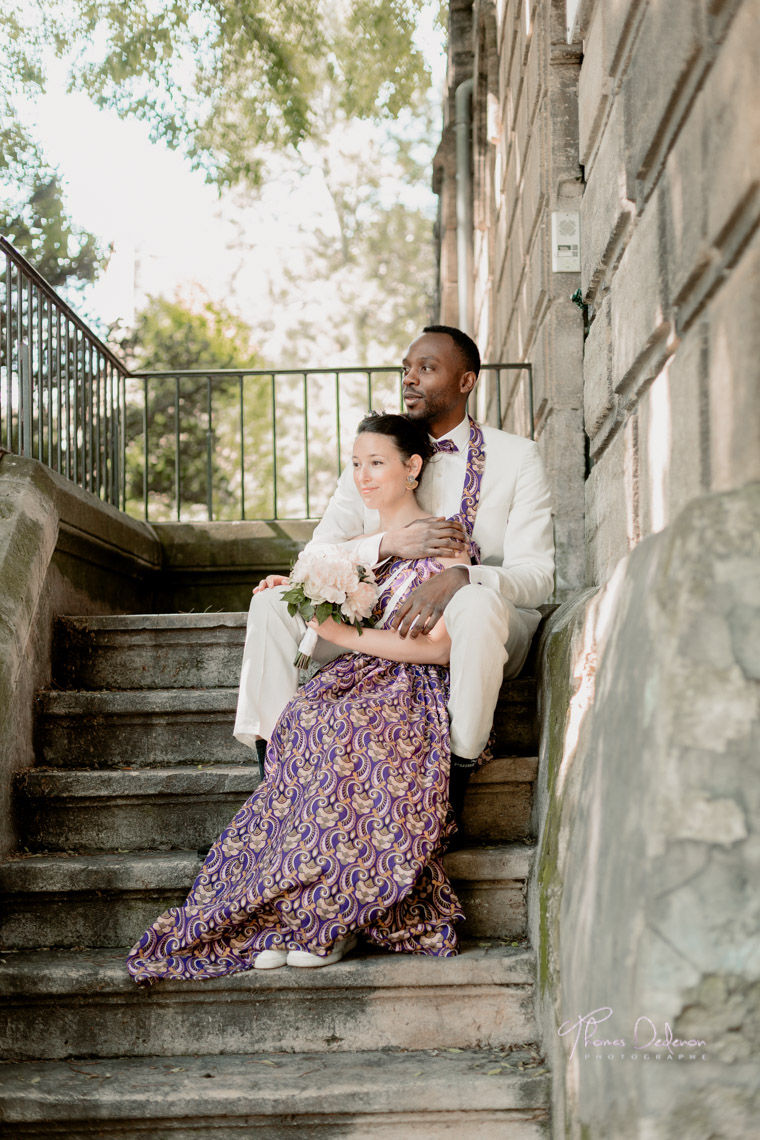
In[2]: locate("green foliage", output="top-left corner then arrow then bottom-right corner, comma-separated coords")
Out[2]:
1,172 -> 104,288
118,295 -> 274,520
0,3 -> 104,287
47,0 -> 432,187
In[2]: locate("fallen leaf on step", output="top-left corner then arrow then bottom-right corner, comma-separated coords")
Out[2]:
169,1068 -> 185,1073
29,1078 -> 41,1084
486,1068 -> 504,1075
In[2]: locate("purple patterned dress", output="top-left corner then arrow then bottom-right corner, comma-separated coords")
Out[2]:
126,555 -> 468,984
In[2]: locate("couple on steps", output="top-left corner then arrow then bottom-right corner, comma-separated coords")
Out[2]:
126,325 -> 554,983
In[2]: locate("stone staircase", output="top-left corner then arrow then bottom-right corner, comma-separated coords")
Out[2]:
0,613 -> 550,1137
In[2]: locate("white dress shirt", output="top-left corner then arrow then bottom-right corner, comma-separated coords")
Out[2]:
309,416 -> 555,617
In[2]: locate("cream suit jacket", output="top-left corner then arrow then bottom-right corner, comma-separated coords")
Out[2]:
309,416 -> 555,624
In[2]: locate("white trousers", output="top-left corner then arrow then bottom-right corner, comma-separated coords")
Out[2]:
233,584 -> 538,759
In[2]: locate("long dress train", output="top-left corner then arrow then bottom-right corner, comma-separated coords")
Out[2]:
126,555 -> 464,984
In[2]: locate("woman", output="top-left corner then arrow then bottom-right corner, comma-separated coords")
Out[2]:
126,413 -> 477,983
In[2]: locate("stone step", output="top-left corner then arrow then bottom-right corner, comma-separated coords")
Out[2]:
14,757 -> 538,852
0,844 -> 533,949
35,681 -> 538,768
0,1049 -> 550,1139
53,610 -> 543,695
53,613 -> 249,691
0,943 -> 538,1061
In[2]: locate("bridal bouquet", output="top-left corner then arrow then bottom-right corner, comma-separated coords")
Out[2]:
282,544 -> 378,668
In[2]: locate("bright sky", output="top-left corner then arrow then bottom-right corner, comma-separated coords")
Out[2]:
14,5 -> 447,361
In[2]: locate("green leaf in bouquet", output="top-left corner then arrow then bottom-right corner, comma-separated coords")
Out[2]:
316,601 -> 334,624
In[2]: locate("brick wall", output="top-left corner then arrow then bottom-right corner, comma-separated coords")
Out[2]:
434,0 -> 760,590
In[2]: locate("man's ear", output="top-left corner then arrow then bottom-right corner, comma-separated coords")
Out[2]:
460,371 -> 478,395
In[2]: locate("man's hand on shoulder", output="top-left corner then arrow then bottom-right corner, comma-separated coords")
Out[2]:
391,566 -> 470,638
379,517 -> 467,561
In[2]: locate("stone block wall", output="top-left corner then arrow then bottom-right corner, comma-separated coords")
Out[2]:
532,482 -> 760,1139
435,0 -> 759,595
435,0 -> 587,601
579,0 -> 760,584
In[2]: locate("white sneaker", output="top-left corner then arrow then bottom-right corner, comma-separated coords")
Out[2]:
253,948 -> 288,970
286,933 -> 358,968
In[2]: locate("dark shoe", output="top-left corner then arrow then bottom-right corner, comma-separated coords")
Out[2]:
448,756 -> 477,829
255,738 -> 267,782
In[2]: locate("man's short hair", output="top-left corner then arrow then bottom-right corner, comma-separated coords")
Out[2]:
422,324 -> 481,377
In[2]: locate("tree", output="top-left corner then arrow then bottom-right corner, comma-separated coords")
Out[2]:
119,294 -> 275,520
40,0 -> 433,189
0,4 -> 105,288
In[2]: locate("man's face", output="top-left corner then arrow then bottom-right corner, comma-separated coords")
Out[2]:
401,333 -> 470,425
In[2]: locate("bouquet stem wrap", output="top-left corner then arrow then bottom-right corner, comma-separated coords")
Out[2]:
282,544 -> 378,670
294,628 -> 319,669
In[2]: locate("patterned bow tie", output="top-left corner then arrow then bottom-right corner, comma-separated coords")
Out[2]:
430,438 -> 459,454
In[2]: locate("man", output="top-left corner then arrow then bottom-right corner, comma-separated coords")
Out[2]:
234,325 -> 555,819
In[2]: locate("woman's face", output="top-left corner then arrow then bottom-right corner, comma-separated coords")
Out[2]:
351,432 -> 421,510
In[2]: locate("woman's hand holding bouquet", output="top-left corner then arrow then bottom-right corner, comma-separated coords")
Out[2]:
282,544 -> 378,668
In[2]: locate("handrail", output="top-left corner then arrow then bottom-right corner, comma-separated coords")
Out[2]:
0,237 -> 128,373
0,236 -> 129,508
130,363 -> 533,522
1,235 -> 535,524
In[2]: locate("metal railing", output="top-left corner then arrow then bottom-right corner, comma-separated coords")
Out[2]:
130,362 -> 533,522
0,235 -> 534,523
0,236 -> 129,508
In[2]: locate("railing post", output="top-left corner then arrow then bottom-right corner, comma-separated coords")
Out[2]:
20,340 -> 32,458
303,372 -> 310,518
142,375 -> 149,521
206,375 -> 213,522
175,375 -> 181,521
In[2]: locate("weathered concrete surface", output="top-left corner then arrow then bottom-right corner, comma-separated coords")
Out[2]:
35,687 -> 255,768
0,1048 -> 550,1139
531,483 -> 760,1139
53,612 -> 248,690
0,454 -> 161,856
0,842 -> 532,947
37,679 -> 539,767
14,756 -> 537,852
153,519 -> 316,612
0,942 -> 536,1060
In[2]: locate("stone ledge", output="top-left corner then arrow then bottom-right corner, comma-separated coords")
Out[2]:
0,1049 -> 551,1126
0,843 -> 535,895
57,612 -> 248,632
0,941 -> 535,996
16,756 -> 538,802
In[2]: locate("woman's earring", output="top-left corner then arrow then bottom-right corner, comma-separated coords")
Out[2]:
405,474 -> 419,491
